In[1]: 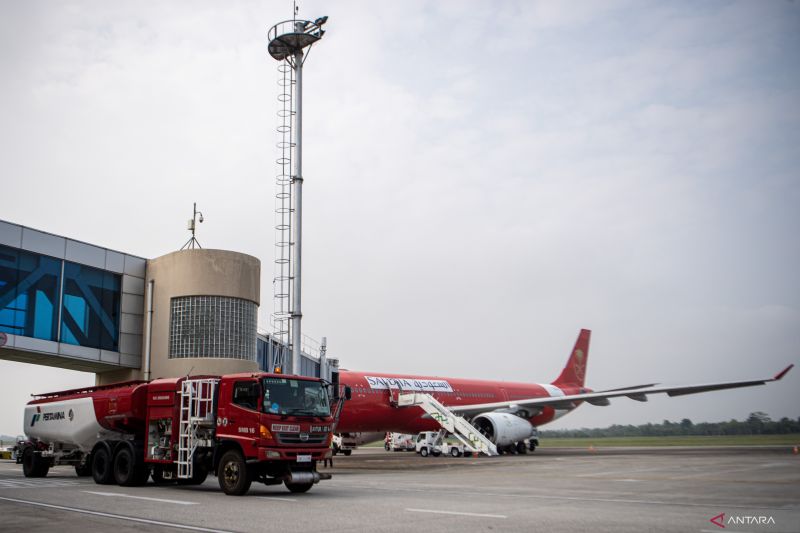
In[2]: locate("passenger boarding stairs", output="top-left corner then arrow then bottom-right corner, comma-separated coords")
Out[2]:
177,378 -> 218,479
395,391 -> 498,456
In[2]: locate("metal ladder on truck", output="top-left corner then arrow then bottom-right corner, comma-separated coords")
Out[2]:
177,378 -> 218,479
397,392 -> 498,456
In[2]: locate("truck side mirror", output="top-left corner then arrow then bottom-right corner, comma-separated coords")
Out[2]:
344,386 -> 352,401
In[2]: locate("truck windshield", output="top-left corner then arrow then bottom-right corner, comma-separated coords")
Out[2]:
261,378 -> 330,417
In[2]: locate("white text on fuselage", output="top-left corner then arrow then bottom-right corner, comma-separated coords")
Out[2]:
365,376 -> 453,393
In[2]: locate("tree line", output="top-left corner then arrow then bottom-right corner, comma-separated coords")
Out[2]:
541,412 -> 800,438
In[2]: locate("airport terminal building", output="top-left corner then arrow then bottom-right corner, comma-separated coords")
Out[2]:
0,218 -> 326,385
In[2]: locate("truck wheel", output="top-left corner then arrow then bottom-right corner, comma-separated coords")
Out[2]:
218,450 -> 251,496
450,447 -> 460,457
285,481 -> 313,493
420,447 -> 429,457
92,447 -> 115,485
22,448 -> 49,478
114,446 -> 147,486
342,449 -> 352,456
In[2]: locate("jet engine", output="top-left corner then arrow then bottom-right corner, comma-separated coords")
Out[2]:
473,412 -> 534,447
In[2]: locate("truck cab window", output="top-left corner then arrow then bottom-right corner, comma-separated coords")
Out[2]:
233,381 -> 260,410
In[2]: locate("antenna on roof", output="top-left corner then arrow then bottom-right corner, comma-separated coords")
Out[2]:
180,202 -> 204,250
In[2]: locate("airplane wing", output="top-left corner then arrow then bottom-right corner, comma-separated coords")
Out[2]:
448,364 -> 794,419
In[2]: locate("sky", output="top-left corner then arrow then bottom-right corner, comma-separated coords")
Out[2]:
0,0 -> 798,436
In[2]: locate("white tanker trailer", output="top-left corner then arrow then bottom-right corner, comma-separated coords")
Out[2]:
22,381 -> 148,477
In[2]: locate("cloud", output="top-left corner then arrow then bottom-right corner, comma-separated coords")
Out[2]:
0,0 -> 798,433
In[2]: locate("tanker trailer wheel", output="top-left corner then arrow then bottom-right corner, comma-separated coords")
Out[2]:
92,446 -> 114,484
22,448 -> 49,478
75,457 -> 92,477
113,445 -> 148,486
218,450 -> 251,496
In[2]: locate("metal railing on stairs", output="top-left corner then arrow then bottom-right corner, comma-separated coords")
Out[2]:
397,392 -> 498,456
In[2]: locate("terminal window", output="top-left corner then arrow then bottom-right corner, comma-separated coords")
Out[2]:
0,243 -> 122,351
0,245 -> 60,341
60,261 -> 121,351
169,295 -> 256,360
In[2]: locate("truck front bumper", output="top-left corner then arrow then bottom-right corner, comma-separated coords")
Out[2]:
257,447 -> 330,463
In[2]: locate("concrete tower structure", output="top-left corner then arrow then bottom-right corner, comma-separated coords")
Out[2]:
98,249 -> 260,384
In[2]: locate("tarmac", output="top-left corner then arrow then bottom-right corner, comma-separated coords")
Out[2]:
0,446 -> 798,532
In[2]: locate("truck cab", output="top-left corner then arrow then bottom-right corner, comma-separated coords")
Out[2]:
146,372 -> 337,494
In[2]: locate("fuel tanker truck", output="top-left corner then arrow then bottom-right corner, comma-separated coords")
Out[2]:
21,373 -> 349,495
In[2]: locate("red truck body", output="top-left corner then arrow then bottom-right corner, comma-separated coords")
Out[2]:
22,373 -> 340,495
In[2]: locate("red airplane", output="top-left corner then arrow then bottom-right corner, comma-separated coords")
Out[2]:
335,329 -> 793,452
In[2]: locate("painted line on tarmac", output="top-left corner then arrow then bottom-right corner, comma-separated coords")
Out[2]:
344,483 -> 790,512
0,495 -> 233,533
406,508 -> 507,519
83,490 -> 198,505
577,466 -> 665,478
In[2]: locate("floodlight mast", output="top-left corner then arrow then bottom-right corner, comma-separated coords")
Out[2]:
268,16 -> 327,375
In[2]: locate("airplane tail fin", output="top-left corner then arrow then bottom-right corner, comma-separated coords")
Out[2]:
552,329 -> 591,388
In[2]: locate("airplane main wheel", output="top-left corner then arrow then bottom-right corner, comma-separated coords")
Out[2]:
516,442 -> 528,454
342,449 -> 352,456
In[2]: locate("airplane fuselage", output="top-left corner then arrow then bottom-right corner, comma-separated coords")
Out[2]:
336,370 -> 585,434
